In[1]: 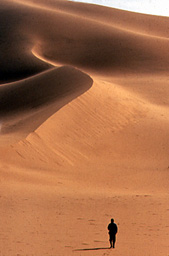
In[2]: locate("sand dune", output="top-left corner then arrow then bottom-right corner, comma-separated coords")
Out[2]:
0,66 -> 92,144
0,0 -> 169,256
3,0 -> 169,77
0,0 -> 51,83
0,66 -> 92,115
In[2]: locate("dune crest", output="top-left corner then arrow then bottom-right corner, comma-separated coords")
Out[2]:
0,1 -> 169,256
0,66 -> 92,144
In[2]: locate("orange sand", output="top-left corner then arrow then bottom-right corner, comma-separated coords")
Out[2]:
0,0 -> 169,255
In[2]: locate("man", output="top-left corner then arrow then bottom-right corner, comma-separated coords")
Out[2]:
107,218 -> 118,248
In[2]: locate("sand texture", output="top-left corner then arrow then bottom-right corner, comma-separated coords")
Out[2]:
0,0 -> 169,255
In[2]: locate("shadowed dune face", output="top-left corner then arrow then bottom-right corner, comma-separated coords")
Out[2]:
0,66 -> 92,115
31,9 -> 169,75
0,1 -> 169,256
1,0 -> 169,82
0,0 -> 168,187
0,1 -> 51,83
0,66 -> 92,141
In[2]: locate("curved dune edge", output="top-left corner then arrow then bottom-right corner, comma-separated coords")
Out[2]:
0,0 -> 168,200
1,0 -> 169,85
2,0 -> 169,79
0,65 -> 93,143
0,1 -> 169,256
0,66 -> 93,115
32,47 -> 59,67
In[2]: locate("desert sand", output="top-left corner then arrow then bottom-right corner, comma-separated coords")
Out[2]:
0,0 -> 169,255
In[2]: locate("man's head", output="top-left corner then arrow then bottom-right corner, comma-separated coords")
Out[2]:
111,218 -> 114,223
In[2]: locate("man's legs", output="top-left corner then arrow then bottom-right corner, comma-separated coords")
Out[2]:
112,234 -> 116,248
109,234 -> 116,248
109,234 -> 114,248
109,233 -> 112,248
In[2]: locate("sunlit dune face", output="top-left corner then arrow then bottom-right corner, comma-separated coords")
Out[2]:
0,1 -> 169,256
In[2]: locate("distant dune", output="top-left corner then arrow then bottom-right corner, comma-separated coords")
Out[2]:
0,1 -> 169,256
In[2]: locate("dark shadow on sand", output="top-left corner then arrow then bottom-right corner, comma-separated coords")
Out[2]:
0,66 -> 93,143
73,247 -> 110,251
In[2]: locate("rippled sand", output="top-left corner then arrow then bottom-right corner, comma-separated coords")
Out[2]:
0,1 -> 169,255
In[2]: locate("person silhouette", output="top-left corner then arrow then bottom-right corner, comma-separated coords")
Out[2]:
107,218 -> 118,248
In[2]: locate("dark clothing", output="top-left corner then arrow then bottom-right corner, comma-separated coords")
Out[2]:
108,222 -> 118,235
109,233 -> 116,246
108,222 -> 118,248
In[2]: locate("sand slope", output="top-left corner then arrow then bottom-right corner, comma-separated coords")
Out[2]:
0,66 -> 92,144
0,1 -> 169,256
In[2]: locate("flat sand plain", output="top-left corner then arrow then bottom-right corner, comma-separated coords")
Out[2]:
0,0 -> 169,255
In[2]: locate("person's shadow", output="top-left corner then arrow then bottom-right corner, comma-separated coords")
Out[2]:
73,246 -> 110,251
